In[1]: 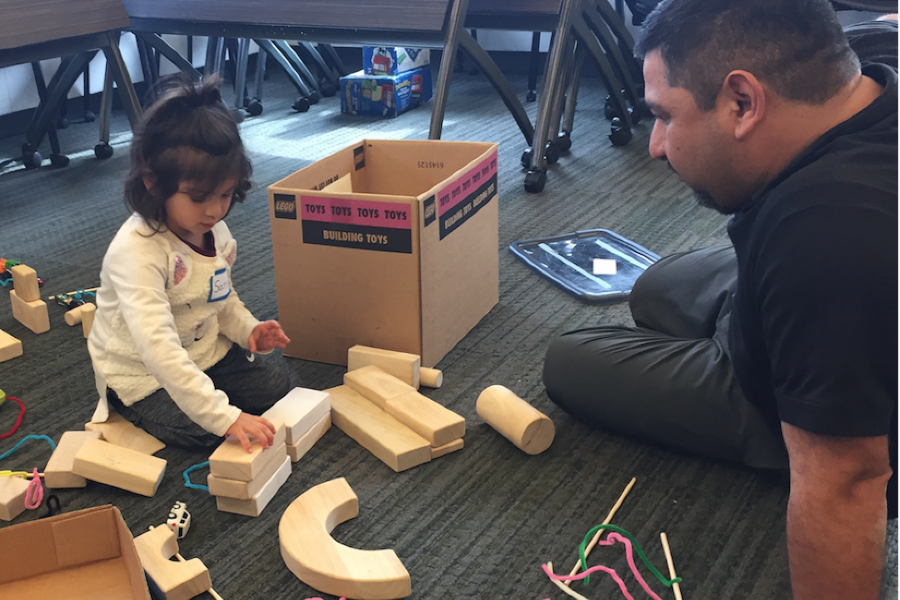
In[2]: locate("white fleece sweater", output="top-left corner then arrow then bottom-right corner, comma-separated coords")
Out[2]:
88,214 -> 259,436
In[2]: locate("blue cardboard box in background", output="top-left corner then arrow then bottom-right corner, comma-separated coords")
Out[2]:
340,67 -> 433,118
362,47 -> 430,75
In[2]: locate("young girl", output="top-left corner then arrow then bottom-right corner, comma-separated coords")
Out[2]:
88,75 -> 290,453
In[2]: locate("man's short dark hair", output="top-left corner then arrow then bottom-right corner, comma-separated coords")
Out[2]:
635,0 -> 860,110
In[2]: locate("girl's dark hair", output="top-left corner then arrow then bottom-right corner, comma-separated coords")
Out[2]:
124,73 -> 252,230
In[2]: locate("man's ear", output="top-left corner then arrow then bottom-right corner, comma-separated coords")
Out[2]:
721,70 -> 766,140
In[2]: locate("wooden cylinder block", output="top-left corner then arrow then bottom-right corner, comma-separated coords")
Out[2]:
419,367 -> 443,388
476,385 -> 554,455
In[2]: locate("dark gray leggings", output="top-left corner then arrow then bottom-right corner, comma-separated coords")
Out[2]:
108,343 -> 292,449
543,245 -> 788,469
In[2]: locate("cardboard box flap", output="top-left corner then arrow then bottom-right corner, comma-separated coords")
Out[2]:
53,507 -> 120,567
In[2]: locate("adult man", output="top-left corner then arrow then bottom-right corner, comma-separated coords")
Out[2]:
542,1 -> 897,598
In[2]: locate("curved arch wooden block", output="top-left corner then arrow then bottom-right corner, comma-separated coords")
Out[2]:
279,478 -> 411,599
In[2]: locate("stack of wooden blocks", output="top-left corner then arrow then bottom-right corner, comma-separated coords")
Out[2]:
1,264 -> 47,362
326,346 -> 465,472
207,421 -> 292,517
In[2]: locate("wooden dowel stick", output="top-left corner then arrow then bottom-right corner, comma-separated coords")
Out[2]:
149,526 -> 225,600
565,476 -> 637,584
48,286 -> 99,300
660,532 -> 683,600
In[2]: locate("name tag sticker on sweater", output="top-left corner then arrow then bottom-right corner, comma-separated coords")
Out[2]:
208,268 -> 231,302
593,259 -> 617,275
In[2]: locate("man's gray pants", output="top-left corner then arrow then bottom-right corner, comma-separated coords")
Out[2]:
543,245 -> 788,469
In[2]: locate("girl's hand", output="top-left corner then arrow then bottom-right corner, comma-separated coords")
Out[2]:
248,320 -> 290,353
225,412 -> 276,453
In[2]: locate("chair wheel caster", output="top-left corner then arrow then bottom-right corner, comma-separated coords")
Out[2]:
521,148 -> 533,169
526,90 -> 537,102
545,141 -> 561,165
293,97 -> 311,112
320,83 -> 337,97
524,170 -> 546,193
557,133 -> 572,152
94,143 -> 113,159
56,116 -> 69,129
609,117 -> 632,146
307,91 -> 321,105
50,153 -> 69,167
83,110 -> 96,123
246,99 -> 263,116
22,144 -> 42,169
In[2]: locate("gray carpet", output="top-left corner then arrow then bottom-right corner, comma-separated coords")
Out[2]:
0,65 -> 896,600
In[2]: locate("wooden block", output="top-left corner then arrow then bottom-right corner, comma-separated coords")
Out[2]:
0,329 -> 22,363
344,365 -> 416,409
348,345 -> 420,388
280,477 -> 411,600
262,387 -> 331,445
133,525 -> 211,600
207,442 -> 287,499
72,437 -> 167,496
9,289 -> 49,334
0,476 -> 29,521
216,455 -> 291,517
327,385 -> 430,473
419,367 -> 443,388
288,412 -> 331,462
10,265 -> 39,302
64,302 -> 95,326
80,302 -> 96,338
431,438 -> 464,459
208,421 -> 286,482
85,412 -> 166,455
384,391 -> 465,448
476,385 -> 555,455
44,430 -> 102,489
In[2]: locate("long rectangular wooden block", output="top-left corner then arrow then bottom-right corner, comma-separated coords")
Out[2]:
327,385 -> 431,473
0,329 -> 22,363
44,430 -> 102,489
385,390 -> 466,447
343,365 -> 416,409
0,476 -> 29,521
10,265 -> 40,302
287,412 -> 331,462
207,442 -> 287,499
9,289 -> 49,334
72,438 -> 167,497
347,345 -> 420,388
262,387 -> 330,445
208,421 -> 286,482
85,412 -> 166,455
431,437 -> 464,459
216,455 -> 291,517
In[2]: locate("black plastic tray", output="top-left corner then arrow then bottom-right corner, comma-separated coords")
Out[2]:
509,229 -> 660,303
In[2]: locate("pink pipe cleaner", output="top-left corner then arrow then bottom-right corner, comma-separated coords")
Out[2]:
24,467 -> 43,510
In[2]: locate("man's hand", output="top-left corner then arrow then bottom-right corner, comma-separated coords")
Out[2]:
783,422 -> 891,600
225,412 -> 276,453
248,320 -> 290,354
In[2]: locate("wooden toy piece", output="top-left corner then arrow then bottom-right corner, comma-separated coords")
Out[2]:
327,385 -> 431,473
383,391 -> 465,448
133,525 -> 211,600
216,455 -> 291,517
9,289 -> 50,334
85,412 -> 166,455
72,437 -> 167,497
0,329 -> 23,363
431,437 -> 463,459
208,421 -> 286,482
262,387 -> 331,445
344,365 -> 416,409
10,264 -> 40,302
44,430 -> 103,489
476,385 -> 555,455
660,532 -> 684,600
80,302 -> 96,338
347,345 -> 420,389
0,475 -> 29,521
279,477 -> 411,600
64,301 -> 95,326
419,367 -> 443,388
288,411 -> 331,463
207,442 -> 287,499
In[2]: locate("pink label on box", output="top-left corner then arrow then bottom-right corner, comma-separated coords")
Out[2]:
299,196 -> 413,230
436,152 -> 498,217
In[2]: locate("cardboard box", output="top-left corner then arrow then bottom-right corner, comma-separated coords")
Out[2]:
268,139 -> 499,367
0,505 -> 150,599
363,46 -> 430,75
340,67 -> 432,118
